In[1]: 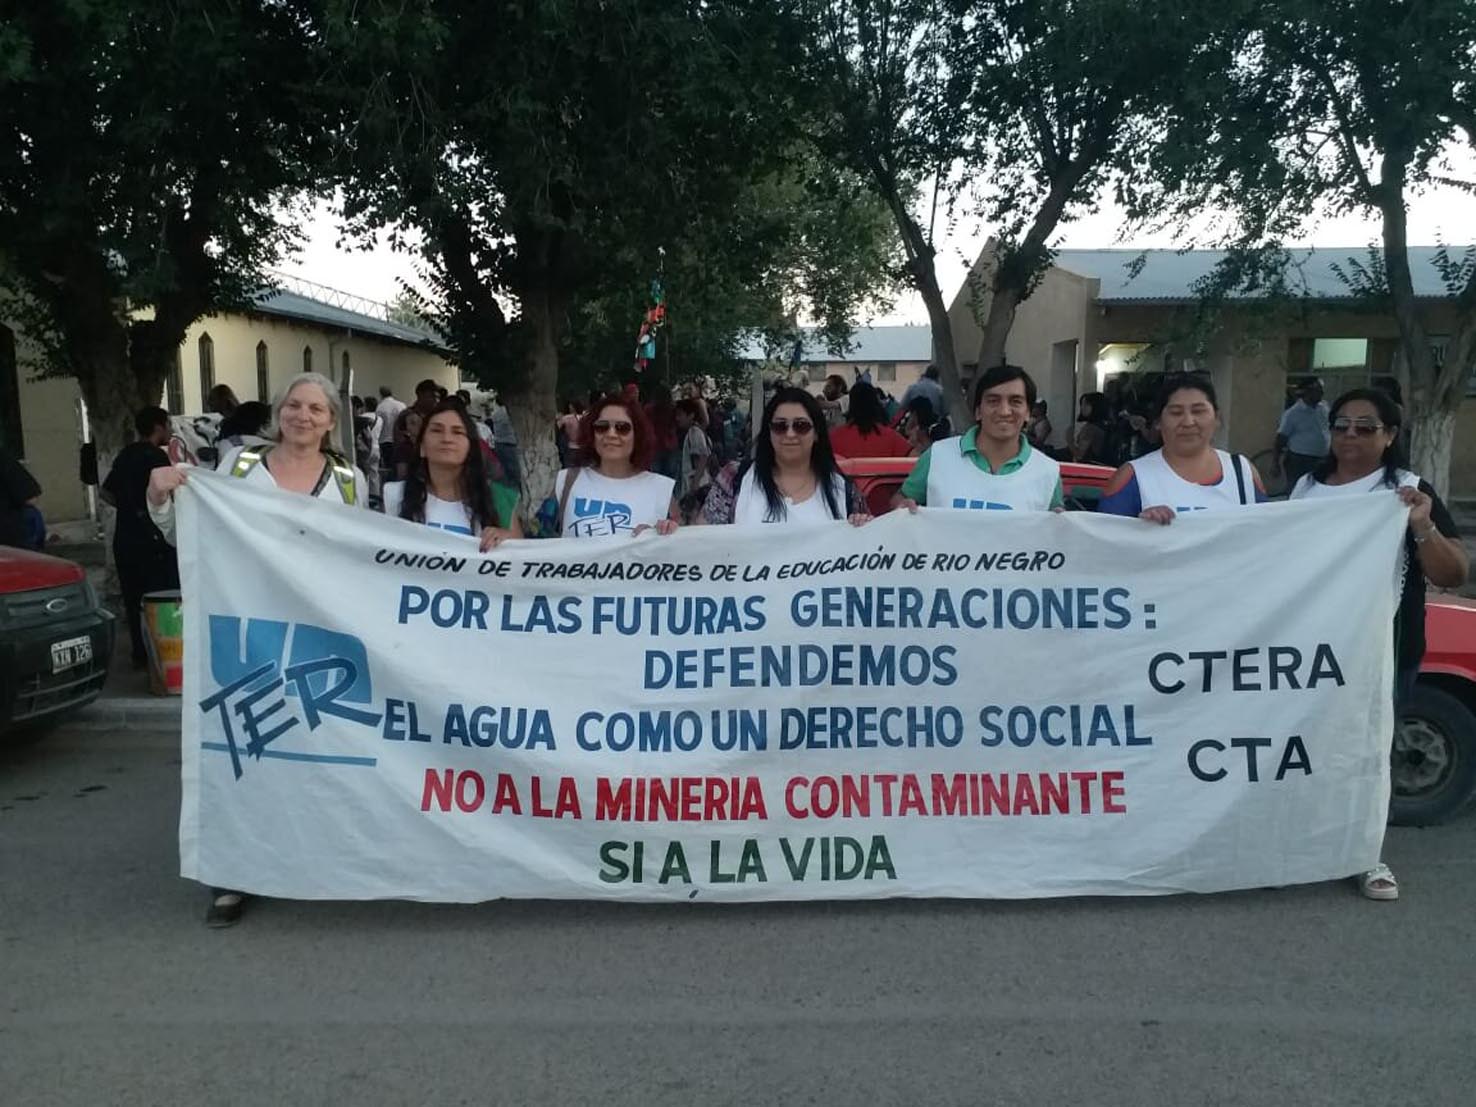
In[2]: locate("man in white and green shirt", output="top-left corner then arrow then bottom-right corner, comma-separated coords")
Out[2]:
893,363 -> 1063,512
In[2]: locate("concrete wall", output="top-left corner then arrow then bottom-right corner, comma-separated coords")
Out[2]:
177,312 -> 455,411
11,308 -> 457,525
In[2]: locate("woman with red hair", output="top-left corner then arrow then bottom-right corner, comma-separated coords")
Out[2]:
552,393 -> 679,538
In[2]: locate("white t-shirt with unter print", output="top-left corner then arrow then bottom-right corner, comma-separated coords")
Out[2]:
556,467 -> 675,538
382,481 -> 477,537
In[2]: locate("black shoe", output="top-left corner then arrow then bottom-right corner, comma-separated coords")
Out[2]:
205,891 -> 246,928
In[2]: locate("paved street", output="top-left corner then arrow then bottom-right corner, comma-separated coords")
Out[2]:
3,723 -> 1475,1106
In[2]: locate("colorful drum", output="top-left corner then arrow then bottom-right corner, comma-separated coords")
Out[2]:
141,590 -> 184,696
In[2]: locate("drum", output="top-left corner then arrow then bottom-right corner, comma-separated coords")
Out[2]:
141,590 -> 184,696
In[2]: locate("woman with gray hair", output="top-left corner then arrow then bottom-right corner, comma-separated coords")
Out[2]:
145,372 -> 364,929
148,372 -> 367,544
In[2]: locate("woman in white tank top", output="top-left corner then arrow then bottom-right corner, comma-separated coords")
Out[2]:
552,394 -> 678,539
1288,388 -> 1468,902
1098,374 -> 1265,522
701,387 -> 871,527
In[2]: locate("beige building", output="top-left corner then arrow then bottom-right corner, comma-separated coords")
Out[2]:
948,245 -> 1475,495
2,281 -> 457,527
738,325 -> 933,400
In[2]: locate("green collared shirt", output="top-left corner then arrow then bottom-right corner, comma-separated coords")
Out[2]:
899,429 -> 1065,508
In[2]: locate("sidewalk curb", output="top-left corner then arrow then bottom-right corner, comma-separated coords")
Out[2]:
73,695 -> 184,730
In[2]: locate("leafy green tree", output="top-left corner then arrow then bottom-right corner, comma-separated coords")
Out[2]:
1138,0 -> 1476,496
791,0 -> 1230,425
324,0 -> 898,511
0,1 -> 326,451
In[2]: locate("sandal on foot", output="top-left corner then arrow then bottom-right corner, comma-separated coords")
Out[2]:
205,891 -> 246,928
1358,864 -> 1399,901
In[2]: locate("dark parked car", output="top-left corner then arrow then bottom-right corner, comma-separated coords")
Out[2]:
0,545 -> 115,735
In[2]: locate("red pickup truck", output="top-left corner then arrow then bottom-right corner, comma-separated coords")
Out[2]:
0,546 -> 115,735
839,456 -> 1476,826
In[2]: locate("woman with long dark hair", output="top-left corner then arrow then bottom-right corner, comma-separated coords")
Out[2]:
702,387 -> 870,526
1289,387 -> 1468,901
549,393 -> 678,538
830,382 -> 911,459
383,398 -> 521,551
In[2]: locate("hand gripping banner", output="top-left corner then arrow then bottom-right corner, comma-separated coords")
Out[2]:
176,470 -> 1406,902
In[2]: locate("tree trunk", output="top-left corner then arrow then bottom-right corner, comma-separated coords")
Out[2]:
883,190 -> 967,427
505,283 -> 564,531
976,166 -> 1085,395
1406,403 -> 1456,501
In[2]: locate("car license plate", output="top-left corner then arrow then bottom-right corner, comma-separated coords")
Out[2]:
51,635 -> 93,674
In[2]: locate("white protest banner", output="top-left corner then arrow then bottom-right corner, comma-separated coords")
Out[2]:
176,470 -> 1406,901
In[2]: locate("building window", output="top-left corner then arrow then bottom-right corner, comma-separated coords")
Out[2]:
341,349 -> 351,384
197,333 -> 214,404
877,363 -> 897,383
166,349 -> 183,413
255,341 -> 270,403
303,346 -> 313,373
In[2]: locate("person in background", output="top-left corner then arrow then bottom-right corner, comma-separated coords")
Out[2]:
904,398 -> 945,457
100,407 -> 178,669
896,365 -> 945,425
550,394 -> 678,538
349,397 -> 382,504
557,399 -> 586,467
147,371 -> 365,930
819,374 -> 849,430
683,380 -> 711,429
674,398 -> 713,520
1026,400 -> 1053,453
1289,387 -> 1469,901
206,384 -> 239,417
0,443 -> 42,550
702,387 -> 870,527
1097,374 -> 1265,521
1274,376 -> 1330,490
1072,392 -> 1109,464
394,410 -> 425,480
644,386 -> 680,482
383,398 -> 521,551
893,364 -> 1062,513
375,385 -> 406,488
830,382 -> 911,459
486,393 -> 521,486
214,401 -> 273,454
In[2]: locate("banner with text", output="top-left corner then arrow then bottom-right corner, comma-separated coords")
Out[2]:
177,471 -> 1406,901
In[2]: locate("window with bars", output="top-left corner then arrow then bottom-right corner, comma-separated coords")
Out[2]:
166,349 -> 183,413
303,345 -> 313,373
256,341 -> 270,403
197,333 -> 215,403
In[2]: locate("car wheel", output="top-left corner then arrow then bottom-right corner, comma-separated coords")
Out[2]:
1390,684 -> 1476,827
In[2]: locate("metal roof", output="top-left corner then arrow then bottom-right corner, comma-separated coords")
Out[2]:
1052,247 -> 1465,303
737,324 -> 933,363
249,288 -> 446,349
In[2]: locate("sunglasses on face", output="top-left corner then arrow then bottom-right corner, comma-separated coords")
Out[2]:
1331,419 -> 1386,437
769,418 -> 815,436
593,420 -> 634,436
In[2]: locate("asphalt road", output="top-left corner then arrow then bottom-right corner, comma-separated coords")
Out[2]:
3,724 -> 1474,1107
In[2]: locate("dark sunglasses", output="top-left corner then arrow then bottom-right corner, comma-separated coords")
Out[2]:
769,418 -> 815,436
1330,419 -> 1386,437
592,420 -> 633,436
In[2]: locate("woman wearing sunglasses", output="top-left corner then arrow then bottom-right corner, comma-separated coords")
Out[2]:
702,387 -> 870,526
1288,388 -> 1468,901
552,394 -> 678,538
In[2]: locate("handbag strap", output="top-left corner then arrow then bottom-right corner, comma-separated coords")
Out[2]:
556,468 -> 580,535
1232,453 -> 1248,505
